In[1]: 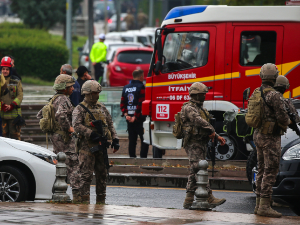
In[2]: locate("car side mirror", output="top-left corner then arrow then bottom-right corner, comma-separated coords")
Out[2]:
77,47 -> 83,52
243,87 -> 250,101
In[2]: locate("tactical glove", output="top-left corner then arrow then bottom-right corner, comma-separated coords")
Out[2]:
90,131 -> 101,142
111,138 -> 120,150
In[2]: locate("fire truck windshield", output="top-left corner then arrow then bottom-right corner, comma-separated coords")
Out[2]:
162,32 -> 209,73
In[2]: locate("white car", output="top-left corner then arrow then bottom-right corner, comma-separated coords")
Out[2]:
0,137 -> 56,202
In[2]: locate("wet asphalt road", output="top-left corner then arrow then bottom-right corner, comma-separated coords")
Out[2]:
67,186 -> 297,217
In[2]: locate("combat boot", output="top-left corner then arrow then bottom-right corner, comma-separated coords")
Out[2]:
183,191 -> 195,209
96,194 -> 106,204
81,195 -> 90,204
257,197 -> 282,218
72,189 -> 82,203
254,196 -> 260,214
208,190 -> 226,207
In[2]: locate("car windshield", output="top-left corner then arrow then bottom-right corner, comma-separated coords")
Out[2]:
137,36 -> 148,45
121,36 -> 134,42
117,51 -> 152,64
162,32 -> 209,72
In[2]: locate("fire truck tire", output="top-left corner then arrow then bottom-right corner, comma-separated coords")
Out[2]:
152,146 -> 164,158
213,133 -> 238,160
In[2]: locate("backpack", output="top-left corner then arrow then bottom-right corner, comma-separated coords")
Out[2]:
173,112 -> 183,139
245,87 -> 273,128
39,95 -> 62,133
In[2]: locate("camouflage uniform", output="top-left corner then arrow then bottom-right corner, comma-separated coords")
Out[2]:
0,75 -> 23,140
254,88 -> 290,199
37,75 -> 79,191
180,100 -> 214,193
252,64 -> 290,218
181,82 -> 226,209
72,80 -> 118,203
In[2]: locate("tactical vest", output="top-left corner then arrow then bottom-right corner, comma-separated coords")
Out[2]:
182,102 -> 211,145
81,101 -> 112,149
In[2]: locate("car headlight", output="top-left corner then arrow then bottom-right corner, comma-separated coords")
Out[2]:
29,152 -> 58,165
282,143 -> 300,160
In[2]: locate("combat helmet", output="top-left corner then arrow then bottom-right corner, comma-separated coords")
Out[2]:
189,82 -> 208,96
53,74 -> 76,90
81,80 -> 102,95
274,76 -> 290,90
259,63 -> 279,80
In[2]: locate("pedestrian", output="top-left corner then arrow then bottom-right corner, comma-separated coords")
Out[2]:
180,82 -> 226,209
137,9 -> 148,29
72,80 -> 119,204
120,69 -> 149,158
0,56 -> 24,140
124,9 -> 135,30
252,64 -> 290,218
75,66 -> 92,103
37,74 -> 80,200
60,64 -> 81,106
90,34 -> 107,84
274,75 -> 300,122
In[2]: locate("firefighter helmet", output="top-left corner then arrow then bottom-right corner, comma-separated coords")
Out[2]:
0,56 -> 12,68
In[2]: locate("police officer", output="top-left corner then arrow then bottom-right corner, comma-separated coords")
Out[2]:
90,34 -> 107,84
72,80 -> 119,204
274,76 -> 300,123
120,69 -> 149,158
37,74 -> 80,200
253,64 -> 290,218
0,56 -> 23,140
181,82 -> 226,209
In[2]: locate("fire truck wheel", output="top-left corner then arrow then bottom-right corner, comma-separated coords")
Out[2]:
152,146 -> 164,158
214,133 -> 238,160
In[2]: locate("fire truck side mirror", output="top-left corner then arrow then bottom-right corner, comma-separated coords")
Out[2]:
243,87 -> 250,101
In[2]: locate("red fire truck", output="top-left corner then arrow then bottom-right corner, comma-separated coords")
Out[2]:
142,5 -> 300,159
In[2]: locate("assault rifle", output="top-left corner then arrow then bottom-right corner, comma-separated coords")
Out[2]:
208,118 -> 217,177
90,120 -> 111,178
78,103 -> 111,179
286,106 -> 300,137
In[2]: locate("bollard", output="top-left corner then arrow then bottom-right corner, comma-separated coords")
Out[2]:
190,160 -> 212,210
52,152 -> 71,202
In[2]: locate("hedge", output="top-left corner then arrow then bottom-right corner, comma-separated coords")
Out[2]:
0,23 -> 68,81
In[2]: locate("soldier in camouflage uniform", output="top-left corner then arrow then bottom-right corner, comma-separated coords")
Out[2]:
72,80 -> 119,204
181,82 -> 226,209
0,56 -> 23,140
274,76 -> 300,123
37,74 -> 80,200
253,64 -> 290,218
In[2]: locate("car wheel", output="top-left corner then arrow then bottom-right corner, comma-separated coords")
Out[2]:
246,149 -> 257,193
0,166 -> 29,202
214,133 -> 237,160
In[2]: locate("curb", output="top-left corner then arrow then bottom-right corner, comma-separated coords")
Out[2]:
95,173 -> 252,191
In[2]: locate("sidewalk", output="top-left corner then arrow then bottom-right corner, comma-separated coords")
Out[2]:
0,202 -> 298,224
